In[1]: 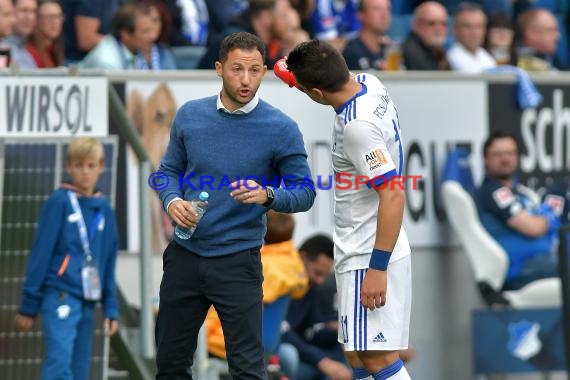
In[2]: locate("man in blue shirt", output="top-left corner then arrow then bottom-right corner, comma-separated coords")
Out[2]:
343,0 -> 392,70
476,131 -> 564,290
61,0 -> 118,63
281,234 -> 352,380
155,31 -> 315,379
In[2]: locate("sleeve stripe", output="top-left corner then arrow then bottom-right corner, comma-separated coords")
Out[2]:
367,169 -> 398,188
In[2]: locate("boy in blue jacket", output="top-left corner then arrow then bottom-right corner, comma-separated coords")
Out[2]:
14,137 -> 120,380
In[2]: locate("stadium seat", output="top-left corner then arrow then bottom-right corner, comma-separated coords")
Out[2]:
481,0 -> 512,15
557,15 -> 569,68
531,0 -> 560,12
262,295 -> 291,356
390,0 -> 415,15
387,14 -> 413,44
171,46 -> 207,70
441,148 -> 561,308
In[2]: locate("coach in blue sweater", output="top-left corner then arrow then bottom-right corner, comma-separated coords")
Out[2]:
155,32 -> 316,379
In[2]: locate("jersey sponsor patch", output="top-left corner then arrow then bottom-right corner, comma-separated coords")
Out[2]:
544,194 -> 565,216
493,187 -> 515,209
362,148 -> 388,172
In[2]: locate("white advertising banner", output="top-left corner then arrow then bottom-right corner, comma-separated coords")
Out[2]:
125,75 -> 488,251
0,77 -> 108,137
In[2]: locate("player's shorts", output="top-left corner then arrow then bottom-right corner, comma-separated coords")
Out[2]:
336,255 -> 411,351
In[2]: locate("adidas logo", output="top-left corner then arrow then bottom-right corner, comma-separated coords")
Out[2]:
372,332 -> 387,343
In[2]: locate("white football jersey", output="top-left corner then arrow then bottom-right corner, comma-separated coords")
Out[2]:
332,73 -> 411,273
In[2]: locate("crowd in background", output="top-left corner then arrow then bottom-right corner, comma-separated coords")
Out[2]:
0,0 -> 568,72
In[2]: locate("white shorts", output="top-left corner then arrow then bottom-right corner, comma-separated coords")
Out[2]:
336,255 -> 411,351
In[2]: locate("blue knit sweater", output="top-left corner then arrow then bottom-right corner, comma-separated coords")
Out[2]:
158,96 -> 316,256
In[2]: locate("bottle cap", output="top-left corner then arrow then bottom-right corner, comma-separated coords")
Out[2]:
199,191 -> 209,201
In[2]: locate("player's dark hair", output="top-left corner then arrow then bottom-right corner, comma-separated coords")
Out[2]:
286,39 -> 350,92
299,234 -> 334,261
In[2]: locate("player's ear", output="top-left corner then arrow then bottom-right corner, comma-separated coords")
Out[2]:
308,88 -> 324,100
215,61 -> 223,77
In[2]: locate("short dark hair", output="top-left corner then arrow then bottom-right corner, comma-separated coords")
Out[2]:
111,3 -> 151,37
248,0 -> 276,17
264,211 -> 295,244
299,234 -> 334,261
286,39 -> 350,92
218,32 -> 266,63
482,130 -> 520,157
487,12 -> 514,30
454,1 -> 484,18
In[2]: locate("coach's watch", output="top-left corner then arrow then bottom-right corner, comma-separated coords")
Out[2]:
263,186 -> 275,206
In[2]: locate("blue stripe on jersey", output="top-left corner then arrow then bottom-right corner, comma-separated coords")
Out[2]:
352,99 -> 357,120
392,119 -> 404,175
372,359 -> 404,380
353,270 -> 359,350
344,100 -> 358,124
367,169 -> 398,189
335,83 -> 368,114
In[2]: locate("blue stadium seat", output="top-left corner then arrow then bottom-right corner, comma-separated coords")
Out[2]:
387,14 -> 413,43
557,15 -> 569,68
481,0 -> 512,15
391,0 -> 415,15
530,0 -> 560,12
171,46 -> 207,70
262,295 -> 291,356
441,148 -> 475,195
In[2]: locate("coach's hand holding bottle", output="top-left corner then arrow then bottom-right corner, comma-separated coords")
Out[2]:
168,192 -> 209,239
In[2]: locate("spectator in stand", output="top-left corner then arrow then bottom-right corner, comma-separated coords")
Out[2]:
136,0 -> 176,70
268,0 -> 309,60
447,2 -> 496,73
308,0 -> 360,51
483,12 -> 515,65
205,0 -> 247,41
79,3 -> 155,70
343,0 -> 392,71
60,0 -> 118,64
514,8 -> 565,71
280,234 -> 352,380
290,0 -> 314,31
0,0 -> 15,40
26,0 -> 64,68
2,0 -> 37,68
164,0 -> 209,47
403,1 -> 450,70
476,131 -> 565,290
198,0 -> 277,69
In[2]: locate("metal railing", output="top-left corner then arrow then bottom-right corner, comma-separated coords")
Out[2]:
108,85 -> 155,362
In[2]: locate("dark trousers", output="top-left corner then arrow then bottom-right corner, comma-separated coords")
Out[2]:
155,241 -> 265,380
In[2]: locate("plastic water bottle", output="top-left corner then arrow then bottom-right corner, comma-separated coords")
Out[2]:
175,191 -> 209,240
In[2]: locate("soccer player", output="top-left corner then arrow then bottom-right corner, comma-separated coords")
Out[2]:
276,40 -> 412,379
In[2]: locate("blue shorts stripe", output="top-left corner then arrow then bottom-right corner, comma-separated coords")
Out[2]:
353,270 -> 359,350
360,270 -> 365,350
